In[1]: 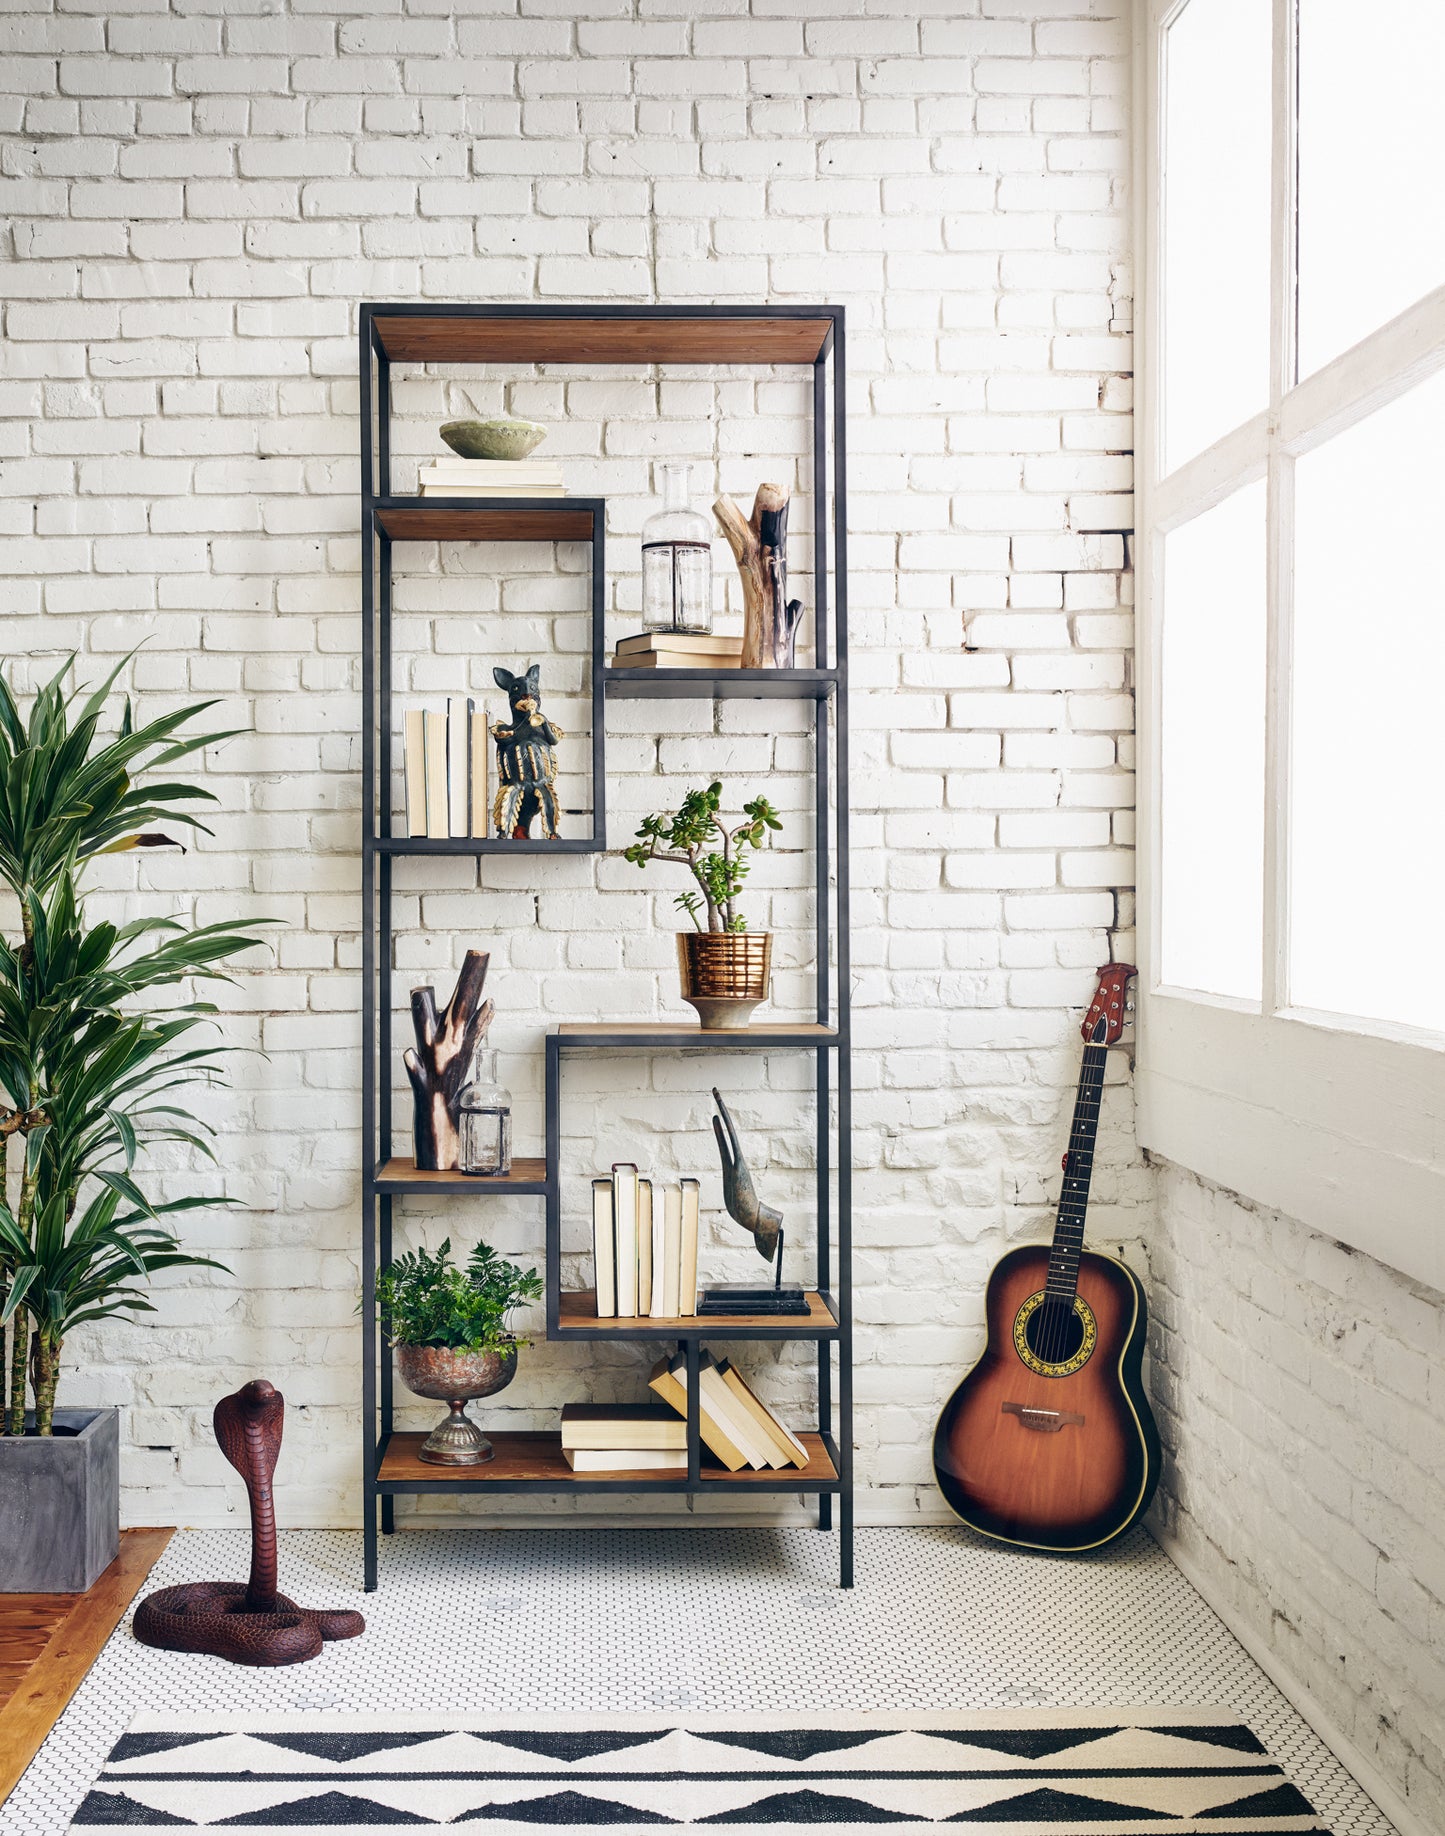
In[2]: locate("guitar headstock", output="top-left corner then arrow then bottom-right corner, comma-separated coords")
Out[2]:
1083,962 -> 1136,1045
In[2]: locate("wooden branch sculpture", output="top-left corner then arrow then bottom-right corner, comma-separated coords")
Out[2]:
714,482 -> 804,669
404,949 -> 494,1171
133,1380 -> 364,1666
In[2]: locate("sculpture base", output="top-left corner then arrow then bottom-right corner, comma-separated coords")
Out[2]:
133,1583 -> 364,1667
418,1398 -> 495,1465
697,1283 -> 810,1316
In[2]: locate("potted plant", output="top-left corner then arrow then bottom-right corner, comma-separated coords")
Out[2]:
379,1238 -> 542,1466
624,781 -> 782,1028
0,657 -> 264,1592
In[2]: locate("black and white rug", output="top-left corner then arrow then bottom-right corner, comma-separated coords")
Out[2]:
71,1709 -> 1330,1832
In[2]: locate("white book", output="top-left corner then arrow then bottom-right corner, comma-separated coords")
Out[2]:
420,482 -> 566,499
649,1186 -> 668,1319
636,1178 -> 653,1317
591,1178 -> 615,1318
612,1162 -> 639,1319
403,708 -> 426,837
661,1184 -> 682,1317
470,705 -> 489,839
679,1177 -> 700,1317
423,710 -> 448,841
446,695 -> 471,838
697,1356 -> 774,1470
563,1447 -> 686,1472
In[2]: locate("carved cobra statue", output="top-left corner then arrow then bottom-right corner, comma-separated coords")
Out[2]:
711,1088 -> 783,1262
134,1378 -> 364,1666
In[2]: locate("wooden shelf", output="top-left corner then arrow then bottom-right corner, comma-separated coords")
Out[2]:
373,1156 -> 550,1196
377,1429 -> 838,1491
605,668 -> 836,701
556,1022 -> 839,1050
370,309 -> 835,367
555,1289 -> 838,1339
374,498 -> 600,542
371,835 -> 601,856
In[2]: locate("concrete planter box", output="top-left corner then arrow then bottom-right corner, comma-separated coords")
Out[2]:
0,1407 -> 120,1593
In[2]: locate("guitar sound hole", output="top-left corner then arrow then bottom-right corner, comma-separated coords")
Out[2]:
1024,1300 -> 1084,1367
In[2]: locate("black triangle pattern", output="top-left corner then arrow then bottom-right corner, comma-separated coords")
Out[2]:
70,1792 -> 195,1827
1199,1779 -> 1320,1817
253,1732 -> 453,1764
947,1785 -> 1162,1822
699,1788 -> 916,1823
694,1729 -> 890,1761
475,1730 -> 672,1762
108,1734 -> 219,1764
928,1727 -> 1123,1760
215,1791 -> 431,1825
458,1789 -> 675,1823
1148,1724 -> 1269,1755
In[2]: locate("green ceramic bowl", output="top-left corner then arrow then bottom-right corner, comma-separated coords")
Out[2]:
440,418 -> 547,461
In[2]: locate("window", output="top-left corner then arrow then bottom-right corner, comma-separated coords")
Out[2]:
1138,0 -> 1445,1293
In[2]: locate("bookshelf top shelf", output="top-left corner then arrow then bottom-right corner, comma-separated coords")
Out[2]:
368,306 -> 837,367
555,1289 -> 838,1340
374,498 -> 600,542
554,1023 -> 839,1051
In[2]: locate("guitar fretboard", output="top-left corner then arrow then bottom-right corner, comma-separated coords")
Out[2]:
1045,1034 -> 1108,1304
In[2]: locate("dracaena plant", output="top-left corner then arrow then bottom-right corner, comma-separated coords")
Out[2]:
0,656 -> 267,1435
623,781 -> 782,933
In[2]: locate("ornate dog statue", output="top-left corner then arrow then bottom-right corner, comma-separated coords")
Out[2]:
491,663 -> 563,841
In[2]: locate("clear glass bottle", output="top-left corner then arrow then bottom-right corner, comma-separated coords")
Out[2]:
457,1049 -> 512,1177
642,461 -> 713,635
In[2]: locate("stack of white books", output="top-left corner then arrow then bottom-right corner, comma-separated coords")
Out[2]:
402,698 -> 489,839
591,1164 -> 699,1320
649,1351 -> 811,1472
418,458 -> 566,498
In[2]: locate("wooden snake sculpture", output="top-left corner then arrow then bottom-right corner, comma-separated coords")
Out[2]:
133,1379 -> 364,1666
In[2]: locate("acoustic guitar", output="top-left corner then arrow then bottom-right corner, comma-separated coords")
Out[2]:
933,963 -> 1160,1552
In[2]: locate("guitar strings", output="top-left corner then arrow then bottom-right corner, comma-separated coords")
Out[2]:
1041,1031 -> 1106,1367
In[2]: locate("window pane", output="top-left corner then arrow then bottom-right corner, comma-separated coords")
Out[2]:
1160,481 -> 1267,1001
1290,369 -> 1445,1032
1298,1 -> 1445,377
1163,0 -> 1272,471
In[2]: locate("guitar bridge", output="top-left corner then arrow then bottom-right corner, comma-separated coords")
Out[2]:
1002,1401 -> 1085,1433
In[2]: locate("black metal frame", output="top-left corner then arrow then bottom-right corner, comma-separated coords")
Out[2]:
360,303 -> 851,1590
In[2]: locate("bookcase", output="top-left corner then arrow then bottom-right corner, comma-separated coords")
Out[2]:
359,304 -> 852,1589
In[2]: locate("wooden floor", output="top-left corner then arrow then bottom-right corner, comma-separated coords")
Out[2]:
0,1527 -> 173,1810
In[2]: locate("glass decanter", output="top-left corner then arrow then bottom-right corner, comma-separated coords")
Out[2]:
457,1049 -> 512,1177
641,461 -> 713,635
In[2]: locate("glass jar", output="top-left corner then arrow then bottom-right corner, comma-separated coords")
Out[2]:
642,461 -> 713,635
457,1049 -> 512,1177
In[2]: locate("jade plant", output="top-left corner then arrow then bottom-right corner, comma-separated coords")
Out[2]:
376,1239 -> 542,1354
0,656 -> 266,1434
623,781 -> 781,933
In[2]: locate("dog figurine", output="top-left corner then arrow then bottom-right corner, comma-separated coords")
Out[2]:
491,663 -> 563,841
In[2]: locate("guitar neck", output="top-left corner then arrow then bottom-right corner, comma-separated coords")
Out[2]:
1045,1037 -> 1108,1302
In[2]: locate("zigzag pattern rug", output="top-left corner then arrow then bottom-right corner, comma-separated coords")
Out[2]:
70,1709 -> 1332,1833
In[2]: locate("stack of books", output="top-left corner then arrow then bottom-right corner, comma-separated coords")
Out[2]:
649,1351 -> 810,1472
609,632 -> 743,671
402,699 -> 489,839
591,1165 -> 699,1319
418,458 -> 566,498
559,1404 -> 686,1473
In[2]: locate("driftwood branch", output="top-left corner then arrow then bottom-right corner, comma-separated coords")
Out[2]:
403,949 -> 494,1171
713,483 -> 803,669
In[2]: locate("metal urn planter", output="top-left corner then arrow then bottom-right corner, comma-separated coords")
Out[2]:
677,931 -> 773,1030
0,1406 -> 119,1593
396,1344 -> 518,1465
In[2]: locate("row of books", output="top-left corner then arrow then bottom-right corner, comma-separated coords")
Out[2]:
609,631 -> 744,671
419,458 -> 566,498
402,700 -> 489,840
558,1353 -> 809,1473
592,1165 -> 698,1319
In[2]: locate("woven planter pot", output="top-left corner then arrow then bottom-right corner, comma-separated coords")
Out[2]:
395,1344 -> 517,1466
676,930 -> 773,1030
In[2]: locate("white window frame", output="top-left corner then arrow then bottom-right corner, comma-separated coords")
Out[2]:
1134,0 -> 1445,1293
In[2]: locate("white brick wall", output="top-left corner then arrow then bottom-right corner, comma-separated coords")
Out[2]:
1147,1165 -> 1445,1835
0,2 -> 1142,1530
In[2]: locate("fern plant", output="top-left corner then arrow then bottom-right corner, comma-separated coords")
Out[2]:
376,1239 -> 542,1354
0,656 -> 266,1434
